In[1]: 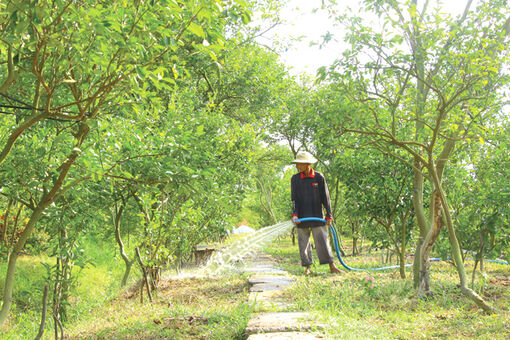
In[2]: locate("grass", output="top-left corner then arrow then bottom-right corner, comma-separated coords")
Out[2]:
65,275 -> 252,339
1,236 -> 131,339
1,236 -> 254,339
2,233 -> 508,339
265,237 -> 510,339
0,254 -> 53,337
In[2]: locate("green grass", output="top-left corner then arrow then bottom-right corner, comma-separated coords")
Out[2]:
64,275 -> 253,339
265,237 -> 510,339
1,236 -> 254,339
2,234 -> 508,339
0,236 -> 130,339
0,254 -> 54,338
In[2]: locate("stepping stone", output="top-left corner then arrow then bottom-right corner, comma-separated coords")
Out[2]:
250,283 -> 290,292
248,275 -> 295,286
249,275 -> 294,292
256,255 -> 277,261
247,332 -> 324,339
245,312 -> 324,335
248,289 -> 284,304
247,257 -> 278,266
249,292 -> 293,311
251,259 -> 278,265
244,267 -> 287,274
248,264 -> 277,268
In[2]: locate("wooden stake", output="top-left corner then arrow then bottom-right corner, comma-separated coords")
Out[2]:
34,284 -> 49,340
135,247 -> 153,302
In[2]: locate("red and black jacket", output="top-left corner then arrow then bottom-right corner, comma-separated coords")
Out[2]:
291,169 -> 332,228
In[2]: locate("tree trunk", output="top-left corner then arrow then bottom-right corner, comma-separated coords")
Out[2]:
1,198 -> 13,243
429,166 -> 495,313
448,221 -> 495,313
471,239 -> 486,288
121,259 -> 133,288
352,221 -> 357,256
418,190 -> 444,294
0,47 -> 18,93
53,257 -> 63,340
8,204 -> 23,255
135,247 -> 153,303
412,156 -> 430,288
0,123 -> 89,327
471,259 -> 479,289
113,202 -> 132,287
410,0 -> 430,286
399,250 -> 406,279
0,205 -> 46,325
57,226 -> 71,323
399,214 -> 407,279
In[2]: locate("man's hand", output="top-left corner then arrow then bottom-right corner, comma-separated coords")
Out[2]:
326,217 -> 332,226
292,216 -> 300,224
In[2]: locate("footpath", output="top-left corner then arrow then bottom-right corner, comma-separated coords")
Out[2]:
242,253 -> 325,339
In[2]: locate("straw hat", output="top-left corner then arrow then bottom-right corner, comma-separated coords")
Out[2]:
291,151 -> 317,164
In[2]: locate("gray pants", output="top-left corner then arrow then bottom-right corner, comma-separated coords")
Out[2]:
298,225 -> 334,266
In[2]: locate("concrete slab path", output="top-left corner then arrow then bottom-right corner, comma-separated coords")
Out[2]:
243,254 -> 325,339
245,312 -> 325,335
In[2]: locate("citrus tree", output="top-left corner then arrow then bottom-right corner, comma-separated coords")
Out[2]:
0,0 -> 253,326
320,0 -> 509,312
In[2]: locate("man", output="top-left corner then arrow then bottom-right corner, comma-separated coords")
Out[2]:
291,151 -> 343,275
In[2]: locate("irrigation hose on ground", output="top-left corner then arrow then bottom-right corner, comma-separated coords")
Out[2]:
294,217 -> 509,271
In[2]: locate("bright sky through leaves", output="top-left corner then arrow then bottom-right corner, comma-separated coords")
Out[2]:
264,0 -> 482,75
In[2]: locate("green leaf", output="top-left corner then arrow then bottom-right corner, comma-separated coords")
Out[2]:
241,13 -> 251,24
172,65 -> 178,79
136,66 -> 146,78
188,22 -> 205,38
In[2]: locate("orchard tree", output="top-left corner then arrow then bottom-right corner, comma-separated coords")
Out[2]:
320,0 -> 509,312
294,85 -> 415,268
332,150 -> 413,277
0,0 -> 253,326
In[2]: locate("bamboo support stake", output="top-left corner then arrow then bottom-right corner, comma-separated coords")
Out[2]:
135,247 -> 153,302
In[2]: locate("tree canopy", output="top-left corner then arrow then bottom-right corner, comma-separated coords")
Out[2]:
0,0 -> 508,333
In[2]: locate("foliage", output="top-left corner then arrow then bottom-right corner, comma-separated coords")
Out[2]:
242,145 -> 294,228
0,0 -> 278,330
315,0 -> 509,309
0,0 -> 508,334
447,122 -> 510,263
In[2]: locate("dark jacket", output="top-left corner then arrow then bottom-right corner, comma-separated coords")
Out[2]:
291,169 -> 332,228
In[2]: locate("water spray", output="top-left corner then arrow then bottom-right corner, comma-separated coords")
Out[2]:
201,220 -> 294,276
